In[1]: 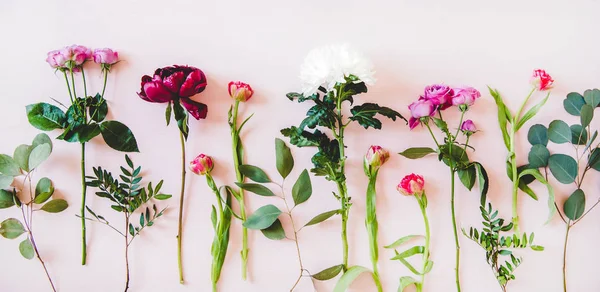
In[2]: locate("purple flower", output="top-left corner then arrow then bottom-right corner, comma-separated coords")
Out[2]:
452,87 -> 481,107
408,99 -> 436,129
461,120 -> 477,134
424,84 -> 453,109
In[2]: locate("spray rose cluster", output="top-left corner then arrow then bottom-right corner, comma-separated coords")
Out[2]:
46,45 -> 119,71
408,84 -> 481,129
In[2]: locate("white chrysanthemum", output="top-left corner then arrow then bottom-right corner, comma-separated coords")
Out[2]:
299,44 -> 376,97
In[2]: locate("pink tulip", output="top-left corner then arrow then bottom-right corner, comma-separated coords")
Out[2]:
397,174 -> 425,196
530,69 -> 554,91
190,154 -> 214,175
228,81 -> 254,102
93,48 -> 119,65
364,145 -> 390,172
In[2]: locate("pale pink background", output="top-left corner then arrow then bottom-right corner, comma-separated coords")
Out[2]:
1,0 -> 599,291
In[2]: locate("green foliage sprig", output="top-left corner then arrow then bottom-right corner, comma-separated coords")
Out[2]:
0,133 -> 66,292
84,155 -> 171,292
526,89 -> 600,291
282,77 -> 405,274
463,203 -> 543,292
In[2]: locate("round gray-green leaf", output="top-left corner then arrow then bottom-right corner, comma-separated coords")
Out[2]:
13,145 -> 32,172
0,175 -> 13,190
589,148 -> 600,171
0,154 -> 21,176
563,189 -> 585,221
0,218 -> 25,239
292,169 -> 312,206
527,124 -> 548,146
548,120 -> 571,144
19,238 -> 34,260
34,177 -> 54,204
40,199 -> 68,213
275,138 -> 294,179
261,219 -> 285,240
570,124 -> 588,145
528,145 -> 550,168
563,92 -> 586,116
32,133 -> 53,151
238,165 -> 270,183
242,204 -> 281,230
235,183 -> 276,197
28,144 -> 51,171
580,104 -> 594,128
0,190 -> 15,209
548,154 -> 578,184
584,89 -> 600,108
312,264 -> 344,281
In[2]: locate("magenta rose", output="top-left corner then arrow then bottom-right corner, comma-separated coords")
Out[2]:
408,99 -> 436,129
93,48 -> 119,65
138,65 -> 208,119
452,87 -> 481,107
397,173 -> 425,196
424,84 -> 453,109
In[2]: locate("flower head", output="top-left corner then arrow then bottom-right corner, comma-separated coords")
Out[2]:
300,44 -> 375,97
69,45 -> 92,66
452,87 -> 481,108
46,50 -> 68,69
46,45 -> 91,70
364,145 -> 390,174
424,84 -> 453,109
228,81 -> 254,102
93,48 -> 119,65
530,69 -> 553,91
138,65 -> 208,119
190,154 -> 214,175
408,99 -> 436,129
461,120 -> 477,135
397,174 -> 425,196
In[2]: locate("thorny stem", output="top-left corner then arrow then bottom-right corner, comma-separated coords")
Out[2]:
231,100 -> 249,280
177,131 -> 186,284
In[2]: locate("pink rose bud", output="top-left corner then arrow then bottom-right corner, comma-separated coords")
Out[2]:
461,120 -> 477,133
190,154 -> 214,176
46,50 -> 68,69
530,69 -> 554,91
408,99 -> 436,129
364,145 -> 390,172
397,174 -> 425,196
93,48 -> 119,65
452,87 -> 481,107
228,81 -> 254,102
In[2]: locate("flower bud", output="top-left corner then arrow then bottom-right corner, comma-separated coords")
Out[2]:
93,48 -> 119,65
461,120 -> 477,135
397,174 -> 425,196
228,81 -> 253,102
530,69 -> 554,91
364,145 -> 390,173
190,154 -> 214,176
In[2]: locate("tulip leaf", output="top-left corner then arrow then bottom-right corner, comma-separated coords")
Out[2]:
528,145 -> 550,168
0,218 -> 25,239
260,219 -> 285,240
527,124 -> 548,146
275,138 -> 294,179
99,121 -> 139,152
548,154 -> 578,184
304,209 -> 340,227
489,87 -> 512,150
332,265 -> 371,292
238,165 -> 271,183
563,92 -> 586,116
34,178 -> 54,204
292,169 -> 312,206
25,102 -> 67,131
19,238 -> 34,260
40,199 -> 68,213
312,264 -> 344,281
399,147 -> 437,159
583,89 -> 600,108
0,155 -> 21,177
349,103 -> 406,129
0,190 -> 16,209
547,120 -> 571,144
398,276 -> 420,292
28,144 -> 51,170
242,204 -> 281,230
563,189 -> 585,221
516,92 -> 549,130
384,235 -> 424,249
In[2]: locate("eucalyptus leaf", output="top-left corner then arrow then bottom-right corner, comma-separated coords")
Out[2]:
332,265 -> 371,292
0,155 -> 21,176
19,238 -> 34,260
583,89 -> 600,108
312,264 -> 344,281
28,144 -> 51,170
34,177 -> 54,204
589,148 -> 600,171
40,199 -> 68,213
304,209 -> 340,227
238,165 -> 271,183
528,145 -> 550,168
261,219 -> 285,240
398,147 -> 437,159
235,183 -> 276,197
548,120 -> 571,144
99,121 -> 139,152
527,124 -> 548,146
580,104 -> 594,128
0,175 -> 12,189
563,92 -> 586,116
275,138 -> 294,179
13,145 -> 32,172
0,218 -> 25,239
242,204 -> 281,230
32,133 -> 52,151
0,190 -> 15,209
292,169 -> 312,206
563,189 -> 585,221
570,124 -> 588,145
548,154 -> 578,184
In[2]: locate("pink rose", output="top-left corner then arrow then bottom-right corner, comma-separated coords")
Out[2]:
461,120 -> 477,134
69,45 -> 92,66
93,48 -> 119,65
530,69 -> 554,91
397,174 -> 425,196
46,50 -> 68,69
190,154 -> 214,175
408,99 -> 436,129
228,81 -> 254,102
424,84 -> 453,109
452,87 -> 481,107
364,145 -> 390,172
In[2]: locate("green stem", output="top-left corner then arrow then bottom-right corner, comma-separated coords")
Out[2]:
366,174 -> 382,292
63,71 -> 74,103
177,131 -> 186,284
124,214 -> 130,292
80,143 -> 87,265
81,68 -> 88,98
451,169 -> 461,292
425,122 -> 441,148
334,96 -> 350,271
563,223 -> 571,292
455,111 -> 466,138
70,69 -> 77,99
231,100 -> 249,280
208,175 -> 223,292
101,70 -> 108,99
418,194 -> 431,291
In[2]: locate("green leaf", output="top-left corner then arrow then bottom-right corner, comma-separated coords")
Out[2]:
304,209 -> 340,227
0,175 -> 12,189
584,89 -> 600,108
398,276 -> 420,292
154,194 -> 172,200
32,133 -> 53,151
99,121 -> 139,152
531,245 -> 545,251
0,190 -> 15,209
312,264 -> 344,281
474,162 -> 489,206
300,103 -> 337,130
527,124 -> 548,146
528,145 -> 550,168
333,265 -> 371,292
458,164 -> 476,191
235,183 -> 276,197
40,199 -> 68,213
384,235 -> 423,249
261,219 -> 285,240
275,138 -> 294,179
489,87 -> 512,150
548,154 -> 578,184
516,92 -> 549,130
0,155 -> 21,176
25,103 -> 66,130
570,124 -> 588,145
34,177 -> 54,204
292,169 -> 312,206
28,144 -> 51,170
19,238 -> 34,260
0,218 -> 25,239
349,103 -> 406,129
564,92 -> 586,116
165,101 -> 172,126
548,120 -> 572,144
589,148 -> 600,171
398,147 -> 437,159
391,246 -> 425,260
238,165 -> 271,183
580,105 -> 594,128
242,204 -> 281,230
13,145 -> 32,172
563,189 -> 585,221
518,168 -> 557,223
173,101 -> 189,139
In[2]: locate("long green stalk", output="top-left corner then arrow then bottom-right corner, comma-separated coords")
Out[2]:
80,143 -> 87,265
231,100 -> 249,280
366,174 -> 382,292
177,131 -> 186,284
417,194 -> 431,292
450,169 -> 461,292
